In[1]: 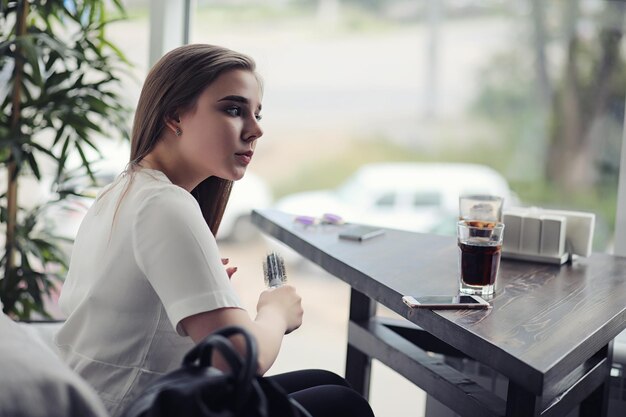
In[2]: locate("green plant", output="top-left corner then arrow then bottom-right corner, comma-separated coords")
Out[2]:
0,203 -> 70,318
0,0 -> 130,319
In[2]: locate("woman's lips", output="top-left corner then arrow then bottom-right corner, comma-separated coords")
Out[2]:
235,152 -> 253,165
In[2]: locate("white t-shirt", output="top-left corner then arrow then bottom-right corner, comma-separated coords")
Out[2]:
55,168 -> 242,417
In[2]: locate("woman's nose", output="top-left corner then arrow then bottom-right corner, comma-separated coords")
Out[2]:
244,119 -> 263,142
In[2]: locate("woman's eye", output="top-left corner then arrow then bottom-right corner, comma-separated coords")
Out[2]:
225,106 -> 241,117
255,114 -> 263,121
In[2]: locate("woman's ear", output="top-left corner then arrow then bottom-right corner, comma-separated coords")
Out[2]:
164,112 -> 182,136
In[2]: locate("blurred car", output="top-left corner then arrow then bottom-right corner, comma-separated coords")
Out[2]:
218,172 -> 273,242
274,162 -> 519,236
39,169 -> 272,244
38,167 -> 119,242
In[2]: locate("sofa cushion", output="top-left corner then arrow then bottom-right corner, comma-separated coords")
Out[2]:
0,312 -> 109,417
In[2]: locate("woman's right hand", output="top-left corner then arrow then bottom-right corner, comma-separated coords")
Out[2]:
256,285 -> 303,334
181,284 -> 304,374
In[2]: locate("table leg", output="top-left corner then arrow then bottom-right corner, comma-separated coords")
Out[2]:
579,342 -> 613,417
345,288 -> 376,399
505,381 -> 540,417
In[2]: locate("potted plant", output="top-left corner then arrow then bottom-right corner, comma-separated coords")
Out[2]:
0,0 -> 130,319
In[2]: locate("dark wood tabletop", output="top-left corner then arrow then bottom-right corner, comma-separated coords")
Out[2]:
252,208 -> 626,401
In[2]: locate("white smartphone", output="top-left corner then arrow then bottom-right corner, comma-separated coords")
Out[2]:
402,295 -> 491,309
338,225 -> 385,242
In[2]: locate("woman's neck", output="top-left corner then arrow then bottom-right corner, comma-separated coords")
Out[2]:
140,147 -> 202,192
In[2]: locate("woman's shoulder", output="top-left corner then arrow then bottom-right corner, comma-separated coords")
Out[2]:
132,170 -> 199,213
130,172 -> 208,238
133,169 -> 192,198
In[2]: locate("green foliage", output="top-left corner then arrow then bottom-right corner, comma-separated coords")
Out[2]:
0,0 -> 130,182
0,204 -> 70,319
468,3 -> 626,251
471,51 -> 542,154
0,0 -> 130,319
550,25 -> 626,186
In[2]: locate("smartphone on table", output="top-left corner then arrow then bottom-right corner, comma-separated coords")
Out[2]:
338,225 -> 385,242
402,295 -> 491,309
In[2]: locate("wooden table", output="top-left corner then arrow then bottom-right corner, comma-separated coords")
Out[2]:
252,209 -> 626,417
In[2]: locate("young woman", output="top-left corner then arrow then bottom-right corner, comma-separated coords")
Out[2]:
55,44 -> 375,417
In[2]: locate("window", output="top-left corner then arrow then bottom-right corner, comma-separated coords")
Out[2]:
412,192 -> 442,208
374,192 -> 396,208
187,0 -> 624,252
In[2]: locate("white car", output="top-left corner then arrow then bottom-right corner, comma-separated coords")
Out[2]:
217,172 -> 273,242
274,162 -> 518,235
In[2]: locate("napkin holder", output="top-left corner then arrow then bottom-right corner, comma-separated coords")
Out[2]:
502,208 -> 595,265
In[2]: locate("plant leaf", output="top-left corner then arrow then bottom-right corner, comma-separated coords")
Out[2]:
16,36 -> 43,86
25,150 -> 40,179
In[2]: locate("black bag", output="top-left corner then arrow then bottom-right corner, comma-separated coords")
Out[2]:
122,326 -> 311,417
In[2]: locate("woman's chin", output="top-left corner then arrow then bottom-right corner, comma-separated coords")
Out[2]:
227,168 -> 247,182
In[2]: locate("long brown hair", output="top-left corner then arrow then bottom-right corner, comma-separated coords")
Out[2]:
129,44 -> 258,236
